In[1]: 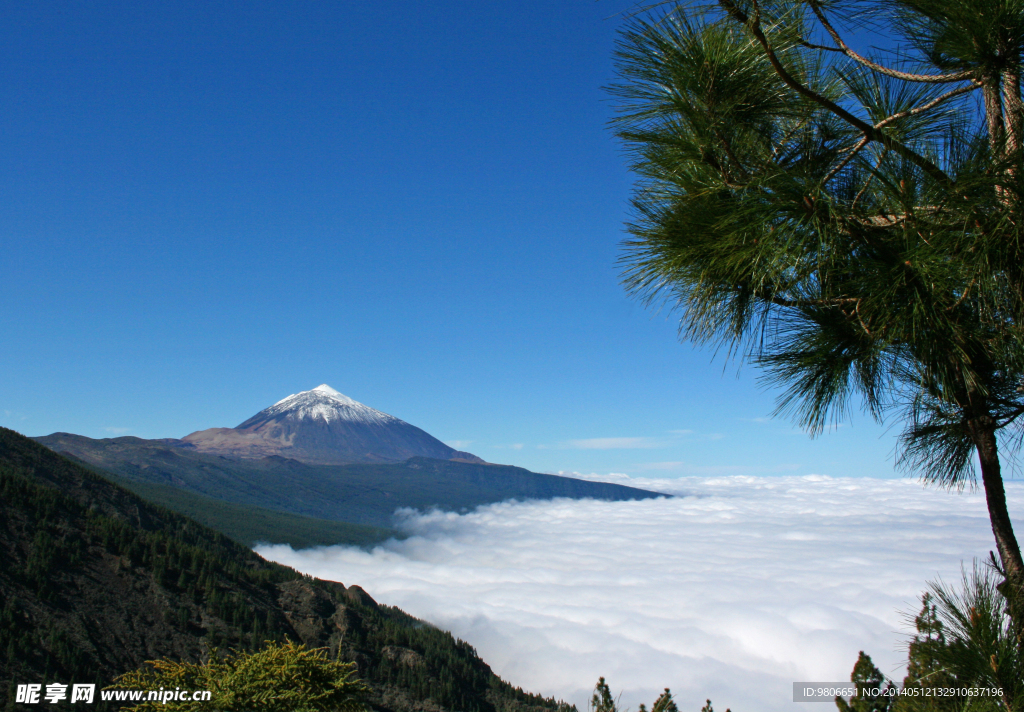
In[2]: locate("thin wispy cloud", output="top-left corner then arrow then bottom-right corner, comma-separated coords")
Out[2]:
668,429 -> 724,440
258,476 -> 1022,712
563,437 -> 666,450
103,427 -> 131,434
623,462 -> 801,475
445,440 -> 473,449
618,461 -> 688,471
561,431 -> 723,450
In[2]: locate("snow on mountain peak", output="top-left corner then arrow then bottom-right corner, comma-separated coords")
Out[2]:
311,384 -> 357,405
259,385 -> 399,426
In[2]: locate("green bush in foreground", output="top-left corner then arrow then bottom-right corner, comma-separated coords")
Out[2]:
109,639 -> 370,712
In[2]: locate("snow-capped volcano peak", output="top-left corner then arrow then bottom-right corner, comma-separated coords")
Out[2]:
252,384 -> 399,427
182,383 -> 484,465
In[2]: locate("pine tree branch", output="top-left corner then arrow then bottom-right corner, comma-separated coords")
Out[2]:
852,147 -> 888,209
996,406 -> 1024,429
874,82 -> 982,129
771,117 -> 811,158
716,0 -> 955,187
712,127 -> 750,180
795,37 -> 844,53
823,71 -> 977,186
823,136 -> 869,184
849,209 -> 939,227
744,287 -> 860,309
770,296 -> 861,307
809,4 -> 976,84
945,278 -> 977,312
748,289 -> 873,335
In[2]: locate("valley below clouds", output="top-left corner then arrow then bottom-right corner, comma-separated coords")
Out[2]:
257,475 -> 1024,712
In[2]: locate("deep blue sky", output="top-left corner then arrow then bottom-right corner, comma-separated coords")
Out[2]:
1,0 -> 904,478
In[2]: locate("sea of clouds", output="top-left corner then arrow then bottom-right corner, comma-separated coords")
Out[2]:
257,475 -> 1024,712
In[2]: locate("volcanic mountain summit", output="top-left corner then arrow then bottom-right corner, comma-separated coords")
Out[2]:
181,384 -> 483,465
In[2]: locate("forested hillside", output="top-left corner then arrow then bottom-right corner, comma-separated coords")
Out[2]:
0,427 -> 569,712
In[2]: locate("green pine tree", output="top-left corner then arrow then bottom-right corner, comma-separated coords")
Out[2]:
894,595 -> 959,712
700,700 -> 730,712
652,689 -> 679,712
835,653 -> 895,712
591,677 -> 617,712
609,0 -> 1024,633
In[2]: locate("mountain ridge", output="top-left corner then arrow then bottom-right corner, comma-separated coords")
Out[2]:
33,432 -> 663,535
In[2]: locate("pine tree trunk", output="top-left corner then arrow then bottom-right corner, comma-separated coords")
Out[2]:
1002,63 -> 1023,158
968,418 -> 1024,643
983,79 -> 1006,155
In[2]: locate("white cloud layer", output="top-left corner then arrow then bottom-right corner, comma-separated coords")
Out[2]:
257,475 -> 1024,712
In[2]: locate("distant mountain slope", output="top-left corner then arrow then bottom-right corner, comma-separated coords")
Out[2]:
100,474 -> 398,549
0,427 -> 568,712
181,384 -> 484,465
35,433 -> 662,529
